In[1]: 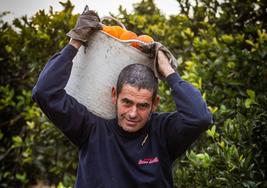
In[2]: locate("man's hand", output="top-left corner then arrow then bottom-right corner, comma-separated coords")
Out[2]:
67,5 -> 102,46
139,42 -> 177,79
157,50 -> 175,78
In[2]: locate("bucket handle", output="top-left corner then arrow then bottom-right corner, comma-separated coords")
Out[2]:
100,16 -> 126,30
118,39 -> 150,46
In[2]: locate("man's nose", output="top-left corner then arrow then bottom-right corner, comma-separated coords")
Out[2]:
128,106 -> 138,118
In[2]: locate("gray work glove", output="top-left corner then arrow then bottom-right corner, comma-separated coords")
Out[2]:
139,42 -> 178,80
66,5 -> 102,44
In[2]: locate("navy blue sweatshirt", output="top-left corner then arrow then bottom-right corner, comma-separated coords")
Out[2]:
32,44 -> 212,188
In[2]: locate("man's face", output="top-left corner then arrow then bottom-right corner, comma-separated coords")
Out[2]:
112,84 -> 159,133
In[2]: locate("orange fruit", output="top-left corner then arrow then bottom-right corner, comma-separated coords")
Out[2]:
102,25 -> 119,38
112,26 -> 125,38
132,35 -> 154,48
119,30 -> 138,40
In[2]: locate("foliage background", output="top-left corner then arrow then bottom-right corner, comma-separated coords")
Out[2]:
0,0 -> 266,187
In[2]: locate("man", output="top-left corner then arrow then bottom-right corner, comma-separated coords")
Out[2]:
32,7 -> 212,188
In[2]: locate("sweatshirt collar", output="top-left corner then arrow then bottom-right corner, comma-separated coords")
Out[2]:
112,118 -> 149,138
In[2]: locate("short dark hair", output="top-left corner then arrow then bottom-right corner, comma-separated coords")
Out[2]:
116,64 -> 158,101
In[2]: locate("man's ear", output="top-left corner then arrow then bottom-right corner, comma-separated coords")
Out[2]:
111,86 -> 117,105
152,96 -> 160,112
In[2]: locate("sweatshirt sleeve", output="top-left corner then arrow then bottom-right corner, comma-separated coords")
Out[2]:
163,72 -> 213,160
32,44 -> 99,147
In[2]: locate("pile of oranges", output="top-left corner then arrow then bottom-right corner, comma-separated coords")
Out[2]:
101,25 -> 154,50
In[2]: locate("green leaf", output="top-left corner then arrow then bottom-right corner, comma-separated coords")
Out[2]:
245,39 -> 255,47
26,121 -> 35,129
219,141 -> 225,149
245,89 -> 256,108
0,130 -> 3,140
12,136 -> 23,148
12,136 -> 22,143
5,45 -> 12,53
16,172 -> 27,182
245,99 -> 252,108
246,89 -> 255,100
207,125 -> 219,139
221,34 -> 234,43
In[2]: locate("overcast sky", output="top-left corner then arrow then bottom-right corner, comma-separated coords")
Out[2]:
0,0 -> 180,22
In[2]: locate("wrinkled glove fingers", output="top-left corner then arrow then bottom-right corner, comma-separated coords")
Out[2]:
76,17 -> 101,28
82,10 -> 100,17
139,43 -> 157,57
67,6 -> 102,44
75,23 -> 102,30
79,13 -> 100,22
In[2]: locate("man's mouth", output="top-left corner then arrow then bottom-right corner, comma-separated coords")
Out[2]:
125,119 -> 139,126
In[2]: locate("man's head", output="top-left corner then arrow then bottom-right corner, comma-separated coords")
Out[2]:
112,64 -> 160,133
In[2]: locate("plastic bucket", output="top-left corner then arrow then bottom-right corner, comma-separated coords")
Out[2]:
65,31 -> 154,119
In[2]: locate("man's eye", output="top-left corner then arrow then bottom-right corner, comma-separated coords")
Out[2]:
139,103 -> 149,109
122,99 -> 132,105
124,101 -> 130,105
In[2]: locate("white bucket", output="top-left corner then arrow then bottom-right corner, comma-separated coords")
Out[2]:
65,31 -> 154,119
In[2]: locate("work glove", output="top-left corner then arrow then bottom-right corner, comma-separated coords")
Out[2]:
67,5 -> 102,44
139,42 -> 178,80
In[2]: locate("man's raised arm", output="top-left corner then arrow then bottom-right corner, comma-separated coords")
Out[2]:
32,7 -> 102,147
157,50 -> 213,160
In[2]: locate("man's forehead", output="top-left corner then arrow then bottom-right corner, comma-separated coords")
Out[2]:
120,84 -> 153,93
119,84 -> 153,100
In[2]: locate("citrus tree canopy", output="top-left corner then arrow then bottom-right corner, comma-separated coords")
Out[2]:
0,0 -> 266,187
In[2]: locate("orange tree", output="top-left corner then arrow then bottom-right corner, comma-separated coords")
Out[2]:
0,1 -> 78,187
0,0 -> 266,187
